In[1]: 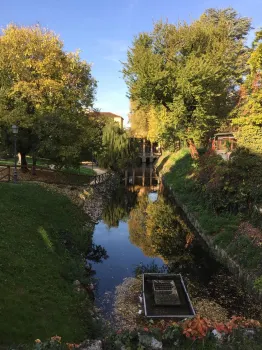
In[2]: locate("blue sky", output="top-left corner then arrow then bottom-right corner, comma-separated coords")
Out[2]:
1,0 -> 262,125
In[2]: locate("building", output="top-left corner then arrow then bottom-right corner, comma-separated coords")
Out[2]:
92,112 -> 124,128
211,133 -> 237,160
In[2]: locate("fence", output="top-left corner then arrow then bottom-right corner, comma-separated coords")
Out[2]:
0,166 -> 11,182
0,164 -> 110,186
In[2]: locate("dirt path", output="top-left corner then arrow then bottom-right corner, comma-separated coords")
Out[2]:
83,164 -> 107,175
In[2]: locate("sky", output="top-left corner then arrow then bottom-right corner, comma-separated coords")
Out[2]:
1,0 -> 262,125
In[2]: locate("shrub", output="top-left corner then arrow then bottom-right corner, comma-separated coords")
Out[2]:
195,147 -> 262,215
254,276 -> 262,292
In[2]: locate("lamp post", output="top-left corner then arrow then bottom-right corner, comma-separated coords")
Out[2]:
12,125 -> 19,183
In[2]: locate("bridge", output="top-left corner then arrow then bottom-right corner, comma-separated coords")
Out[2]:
138,138 -> 161,163
124,166 -> 160,188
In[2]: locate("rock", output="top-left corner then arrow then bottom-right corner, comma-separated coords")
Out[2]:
79,339 -> 102,350
139,335 -> 162,349
212,329 -> 222,341
73,280 -> 81,287
151,337 -> 163,349
243,329 -> 256,338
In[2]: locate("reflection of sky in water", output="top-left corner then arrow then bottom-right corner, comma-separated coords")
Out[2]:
93,220 -> 163,298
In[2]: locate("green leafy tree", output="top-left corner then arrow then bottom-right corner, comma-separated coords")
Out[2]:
123,8 -> 251,158
0,24 -> 97,169
232,30 -> 262,154
98,121 -> 138,170
129,100 -> 149,138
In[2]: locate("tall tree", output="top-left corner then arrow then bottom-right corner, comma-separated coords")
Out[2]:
232,30 -> 262,154
129,100 -> 149,139
98,121 -> 138,170
123,8 -> 251,158
0,24 -> 97,169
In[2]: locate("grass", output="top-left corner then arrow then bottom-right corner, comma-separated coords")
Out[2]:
0,157 -> 96,176
0,183 -> 96,345
62,166 -> 96,176
156,149 -> 262,272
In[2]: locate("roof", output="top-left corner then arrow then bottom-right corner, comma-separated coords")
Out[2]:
214,133 -> 236,139
92,112 -> 124,120
214,133 -> 234,136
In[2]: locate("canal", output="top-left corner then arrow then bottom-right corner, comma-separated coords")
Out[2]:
91,166 -> 261,321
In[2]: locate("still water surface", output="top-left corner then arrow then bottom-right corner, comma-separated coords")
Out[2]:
91,167 -> 261,320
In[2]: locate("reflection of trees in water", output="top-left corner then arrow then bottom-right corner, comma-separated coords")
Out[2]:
128,194 -> 194,261
127,191 -> 262,320
128,194 -> 156,257
146,196 -> 193,262
86,244 -> 109,263
102,186 -> 138,228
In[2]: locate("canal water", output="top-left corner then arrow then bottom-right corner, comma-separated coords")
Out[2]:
91,167 -> 261,321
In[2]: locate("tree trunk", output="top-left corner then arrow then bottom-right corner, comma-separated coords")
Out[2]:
21,153 -> 29,172
31,154 -> 37,175
187,139 -> 199,159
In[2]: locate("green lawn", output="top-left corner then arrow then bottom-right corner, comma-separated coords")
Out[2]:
0,157 -> 96,176
0,183 -> 96,345
157,149 -> 240,237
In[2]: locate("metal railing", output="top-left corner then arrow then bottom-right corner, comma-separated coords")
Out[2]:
89,172 -> 112,186
0,166 -> 11,182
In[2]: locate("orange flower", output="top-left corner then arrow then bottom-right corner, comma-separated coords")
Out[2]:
51,335 -> 61,342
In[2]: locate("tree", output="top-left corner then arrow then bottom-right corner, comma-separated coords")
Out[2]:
98,121 -> 138,170
0,24 -> 97,170
232,30 -> 262,154
123,8 -> 251,158
129,100 -> 149,138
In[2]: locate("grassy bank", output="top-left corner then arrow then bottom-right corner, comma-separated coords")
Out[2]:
0,183 -> 96,345
0,157 -> 96,176
157,149 -> 262,281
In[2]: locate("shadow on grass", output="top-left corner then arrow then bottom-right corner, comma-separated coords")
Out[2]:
160,148 -> 262,275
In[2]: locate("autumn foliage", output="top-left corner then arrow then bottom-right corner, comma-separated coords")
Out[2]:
182,315 -> 261,340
